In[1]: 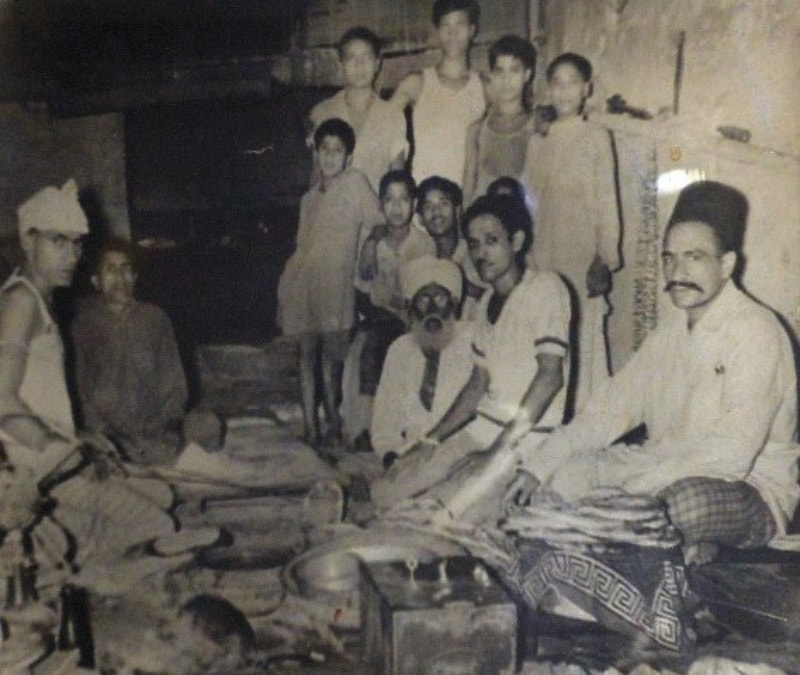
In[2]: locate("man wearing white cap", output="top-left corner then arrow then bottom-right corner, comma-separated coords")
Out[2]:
0,179 -> 88,452
370,256 -> 474,464
0,180 -> 181,598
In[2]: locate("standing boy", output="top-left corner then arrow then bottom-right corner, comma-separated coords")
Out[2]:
522,52 -> 621,411
278,118 -> 382,448
308,27 -> 408,193
391,0 -> 485,187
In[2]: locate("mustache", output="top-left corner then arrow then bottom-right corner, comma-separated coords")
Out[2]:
665,281 -> 703,293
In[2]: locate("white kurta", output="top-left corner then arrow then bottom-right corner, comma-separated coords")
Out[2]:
523,281 -> 800,533
370,322 -> 475,458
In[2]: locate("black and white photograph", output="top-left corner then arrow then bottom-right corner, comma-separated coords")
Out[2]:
0,1 -> 799,672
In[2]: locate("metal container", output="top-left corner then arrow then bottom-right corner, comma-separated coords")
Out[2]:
361,556 -> 517,675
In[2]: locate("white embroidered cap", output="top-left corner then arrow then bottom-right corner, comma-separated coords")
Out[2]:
17,179 -> 89,239
401,255 -> 463,302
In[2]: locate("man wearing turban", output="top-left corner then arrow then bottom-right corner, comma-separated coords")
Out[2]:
370,256 -> 474,465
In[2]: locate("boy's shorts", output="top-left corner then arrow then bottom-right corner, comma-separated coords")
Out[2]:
298,330 -> 351,361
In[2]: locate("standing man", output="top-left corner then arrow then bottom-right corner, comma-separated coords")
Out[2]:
506,181 -> 800,564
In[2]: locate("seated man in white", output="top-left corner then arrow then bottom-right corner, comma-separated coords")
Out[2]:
506,180 -> 800,565
371,194 -> 571,510
370,256 -> 474,467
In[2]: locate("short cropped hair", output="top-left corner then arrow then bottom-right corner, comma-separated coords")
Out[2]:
546,52 -> 593,82
337,26 -> 382,59
313,118 -> 356,155
180,594 -> 255,655
379,170 -> 417,200
489,34 -> 537,72
417,176 -> 463,211
462,194 -> 533,263
432,0 -> 480,28
92,237 -> 138,275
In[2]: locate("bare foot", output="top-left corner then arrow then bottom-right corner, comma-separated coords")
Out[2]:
683,541 -> 718,565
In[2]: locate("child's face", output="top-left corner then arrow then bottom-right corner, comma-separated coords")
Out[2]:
420,189 -> 458,238
381,182 -> 415,229
26,229 -> 83,289
436,10 -> 474,59
490,54 -> 530,104
316,135 -> 351,179
93,250 -> 136,307
549,62 -> 590,119
466,213 -> 521,285
341,38 -> 380,90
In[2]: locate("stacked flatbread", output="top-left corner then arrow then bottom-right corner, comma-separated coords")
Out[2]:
502,488 -> 681,552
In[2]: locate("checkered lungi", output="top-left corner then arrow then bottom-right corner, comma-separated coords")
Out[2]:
659,477 -> 776,548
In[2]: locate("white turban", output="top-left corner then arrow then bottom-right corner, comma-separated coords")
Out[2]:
17,178 -> 88,239
400,256 -> 463,302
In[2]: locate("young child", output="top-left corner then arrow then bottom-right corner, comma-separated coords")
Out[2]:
308,26 -> 408,193
349,171 -> 435,448
372,194 -> 571,513
522,52 -> 621,413
278,118 -> 382,448
462,34 -> 538,206
391,0 -> 486,187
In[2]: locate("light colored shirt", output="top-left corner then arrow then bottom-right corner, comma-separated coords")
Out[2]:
411,67 -> 485,186
309,90 -> 408,193
473,269 -> 571,429
371,322 -> 475,457
524,281 -> 800,532
278,168 -> 382,334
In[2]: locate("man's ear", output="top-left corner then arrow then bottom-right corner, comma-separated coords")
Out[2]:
511,230 -> 525,253
720,250 -> 737,279
346,155 -> 354,169
91,275 -> 100,290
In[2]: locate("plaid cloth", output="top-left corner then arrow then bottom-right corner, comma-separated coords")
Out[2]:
659,477 -> 776,548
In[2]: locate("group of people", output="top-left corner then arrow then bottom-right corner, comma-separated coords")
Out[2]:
0,0 -> 798,666
279,0 -> 800,572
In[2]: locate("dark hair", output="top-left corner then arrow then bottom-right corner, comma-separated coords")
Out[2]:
180,594 -> 255,655
432,0 -> 480,28
546,52 -> 593,83
489,34 -> 537,73
462,194 -> 533,264
337,26 -> 382,59
417,175 -> 463,210
665,180 -> 748,255
486,176 -> 527,206
379,170 -> 416,200
313,118 -> 356,155
92,236 -> 138,275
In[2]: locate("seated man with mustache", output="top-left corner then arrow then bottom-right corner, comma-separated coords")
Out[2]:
506,180 -> 800,564
370,256 -> 474,467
